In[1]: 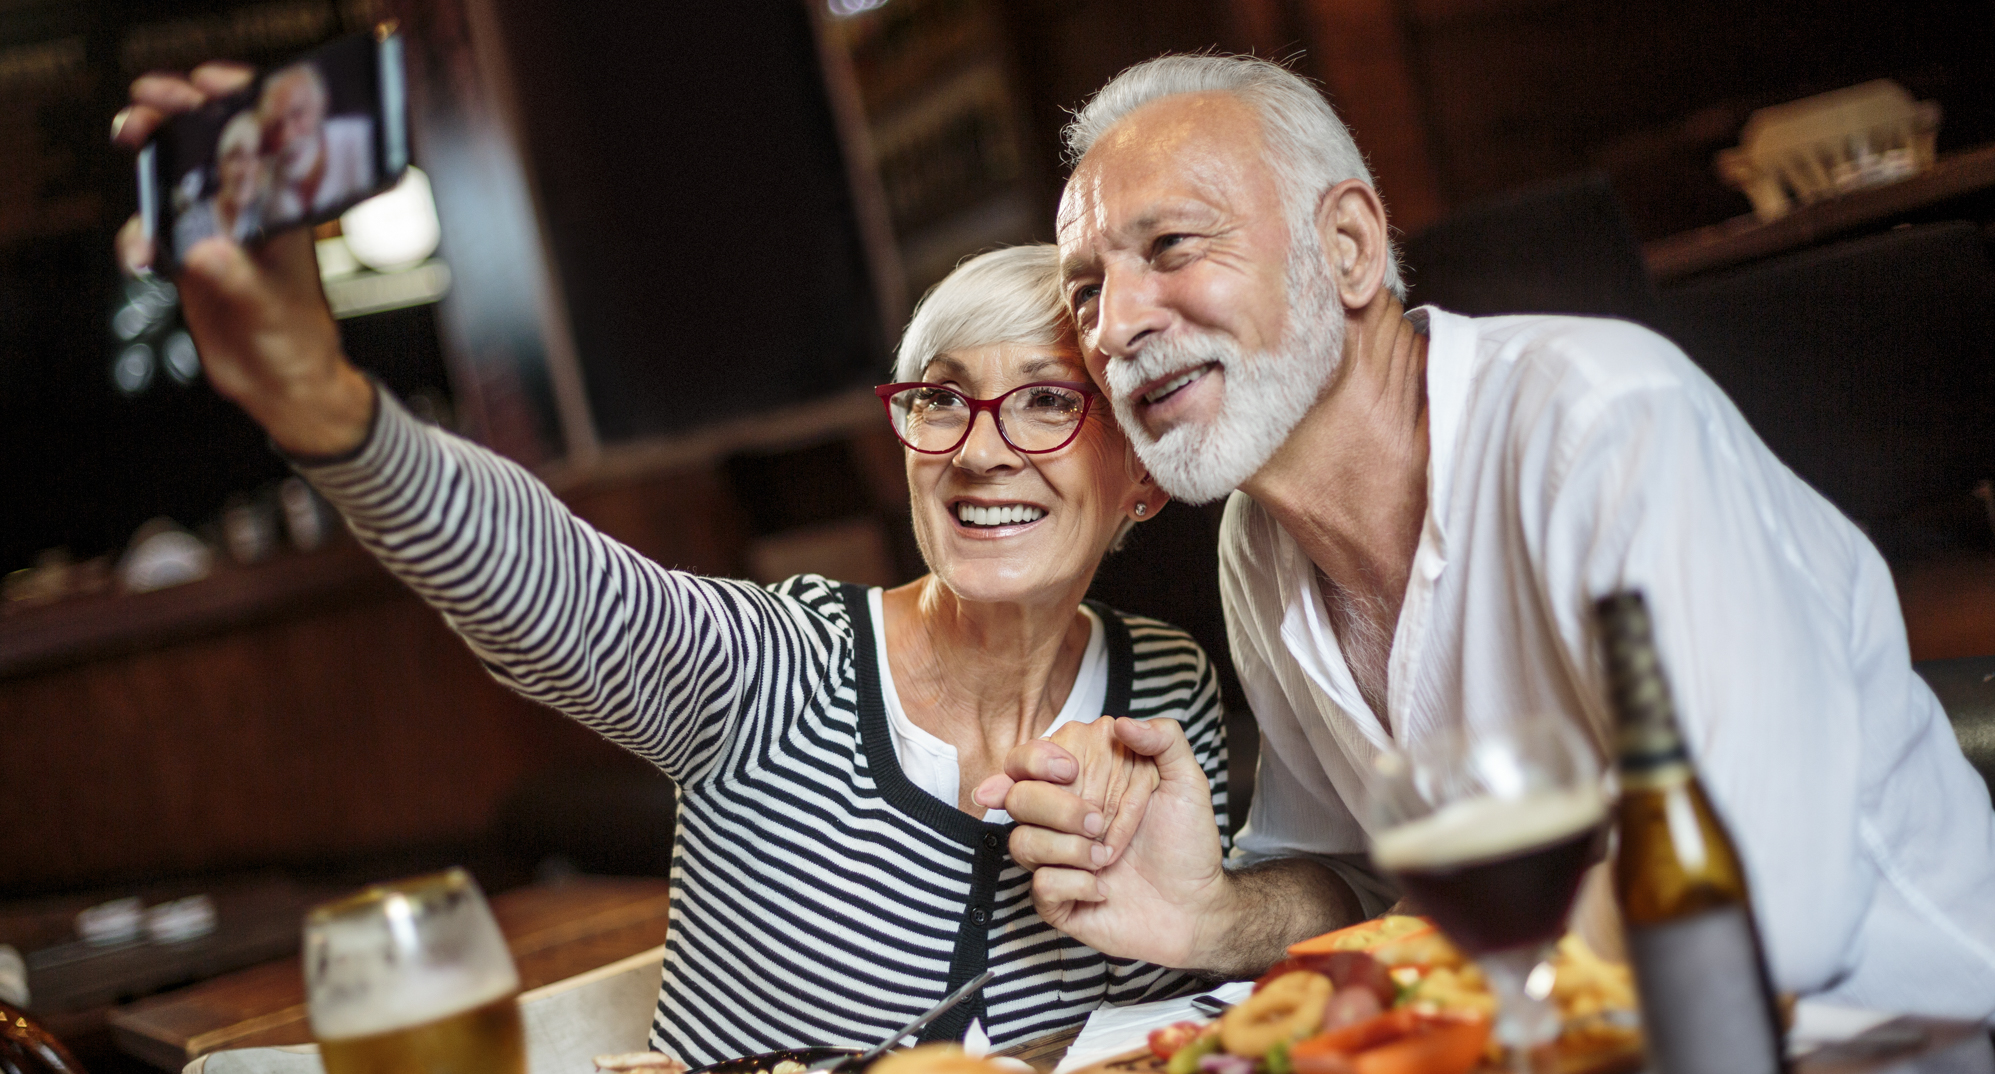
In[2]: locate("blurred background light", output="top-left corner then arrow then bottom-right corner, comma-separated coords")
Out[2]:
112,303 -> 151,340
113,344 -> 155,395
162,331 -> 201,385
339,166 -> 443,273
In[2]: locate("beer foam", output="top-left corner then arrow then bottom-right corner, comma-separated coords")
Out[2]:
1372,788 -> 1605,872
306,905 -> 520,1041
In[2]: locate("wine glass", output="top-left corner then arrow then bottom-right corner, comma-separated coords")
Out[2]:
1369,715 -> 1608,1071
303,868 -> 527,1074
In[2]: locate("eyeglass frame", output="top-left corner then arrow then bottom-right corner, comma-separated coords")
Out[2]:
873,380 -> 1102,456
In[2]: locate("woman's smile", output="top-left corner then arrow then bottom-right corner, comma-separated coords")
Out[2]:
951,498 -> 1050,535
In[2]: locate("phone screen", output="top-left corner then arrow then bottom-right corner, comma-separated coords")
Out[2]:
141,27 -> 408,274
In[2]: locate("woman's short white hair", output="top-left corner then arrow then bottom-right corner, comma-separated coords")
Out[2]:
892,244 -> 1068,384
218,110 -> 261,157
1062,54 -> 1406,301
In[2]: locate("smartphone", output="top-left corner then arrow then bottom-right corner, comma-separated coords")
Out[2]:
138,25 -> 409,274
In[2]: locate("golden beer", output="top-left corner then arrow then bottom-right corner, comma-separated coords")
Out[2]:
318,994 -> 526,1074
305,869 -> 526,1074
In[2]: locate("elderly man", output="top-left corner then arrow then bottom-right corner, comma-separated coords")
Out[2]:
981,55 -> 1995,1016
259,60 -> 373,223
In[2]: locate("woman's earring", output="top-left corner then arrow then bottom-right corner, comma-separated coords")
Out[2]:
1134,503 -> 1148,518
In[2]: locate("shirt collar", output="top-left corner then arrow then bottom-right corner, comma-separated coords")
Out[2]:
1406,306 -> 1476,548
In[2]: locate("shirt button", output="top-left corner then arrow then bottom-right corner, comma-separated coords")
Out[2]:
982,833 -> 1001,850
969,907 -> 988,925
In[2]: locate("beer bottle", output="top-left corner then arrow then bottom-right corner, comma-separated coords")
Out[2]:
1594,591 -> 1785,1074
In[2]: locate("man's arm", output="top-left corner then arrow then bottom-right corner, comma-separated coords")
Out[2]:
1002,717 -> 1364,976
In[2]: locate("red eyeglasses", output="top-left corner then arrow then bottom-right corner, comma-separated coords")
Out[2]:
874,381 -> 1100,455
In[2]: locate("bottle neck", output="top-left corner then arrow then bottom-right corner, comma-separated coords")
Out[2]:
1596,591 -> 1698,791
1617,720 -> 1695,790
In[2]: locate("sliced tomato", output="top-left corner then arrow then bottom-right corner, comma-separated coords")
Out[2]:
1349,1018 -> 1489,1074
1148,1022 -> 1205,1060
1286,1036 -> 1356,1074
1291,1013 -> 1489,1074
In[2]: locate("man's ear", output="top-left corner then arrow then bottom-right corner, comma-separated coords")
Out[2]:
1313,178 -> 1390,312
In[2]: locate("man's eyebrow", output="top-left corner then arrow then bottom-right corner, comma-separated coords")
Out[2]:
1063,203 -> 1227,279
1131,201 -> 1223,235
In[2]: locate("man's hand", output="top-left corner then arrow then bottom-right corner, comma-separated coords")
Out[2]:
988,717 -> 1367,975
993,718 -> 1233,967
975,717 -> 1158,867
114,64 -> 373,457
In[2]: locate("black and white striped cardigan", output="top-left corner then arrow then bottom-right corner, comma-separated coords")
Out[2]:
299,390 -> 1230,1064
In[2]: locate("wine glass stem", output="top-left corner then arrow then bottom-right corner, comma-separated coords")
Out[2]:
1479,943 -> 1560,1074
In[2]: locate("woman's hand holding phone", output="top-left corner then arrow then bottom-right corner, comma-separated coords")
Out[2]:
115,63 -> 374,459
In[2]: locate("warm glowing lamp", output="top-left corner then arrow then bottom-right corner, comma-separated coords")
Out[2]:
340,166 -> 442,273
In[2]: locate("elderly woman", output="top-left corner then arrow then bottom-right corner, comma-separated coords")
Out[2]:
171,109 -> 265,256
117,68 -> 1228,1065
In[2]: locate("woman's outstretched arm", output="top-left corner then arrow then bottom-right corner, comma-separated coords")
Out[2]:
114,65 -> 836,786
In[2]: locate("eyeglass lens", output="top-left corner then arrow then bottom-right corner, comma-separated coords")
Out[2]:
888,384 -> 1088,453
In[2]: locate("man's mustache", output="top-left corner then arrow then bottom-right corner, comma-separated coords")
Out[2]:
1103,332 -> 1238,404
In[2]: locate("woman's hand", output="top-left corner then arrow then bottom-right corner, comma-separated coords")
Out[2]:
114,64 -> 374,457
974,716 -> 1160,867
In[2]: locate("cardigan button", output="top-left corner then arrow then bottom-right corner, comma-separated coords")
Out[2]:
969,906 -> 988,925
982,833 -> 1001,850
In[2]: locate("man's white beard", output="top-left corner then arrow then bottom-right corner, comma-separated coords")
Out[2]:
280,132 -> 324,184
1105,229 -> 1347,505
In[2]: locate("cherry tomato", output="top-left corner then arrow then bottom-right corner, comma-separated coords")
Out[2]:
1149,1022 -> 1204,1060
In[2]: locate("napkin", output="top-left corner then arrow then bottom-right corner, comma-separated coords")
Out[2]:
1786,1001 -> 1899,1059
1055,982 -> 1255,1074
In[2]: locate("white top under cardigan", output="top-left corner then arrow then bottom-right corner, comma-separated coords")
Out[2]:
1223,307 -> 1995,1019
872,587 -> 1109,820
295,388 -> 1231,1064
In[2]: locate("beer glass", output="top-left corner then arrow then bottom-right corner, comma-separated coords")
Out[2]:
304,869 -> 526,1074
1369,715 -> 1607,1071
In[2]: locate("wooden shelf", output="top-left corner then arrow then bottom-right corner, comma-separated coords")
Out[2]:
0,541 -> 404,680
1645,142 -> 1995,284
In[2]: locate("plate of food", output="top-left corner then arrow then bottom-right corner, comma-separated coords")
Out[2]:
1076,916 -> 1641,1074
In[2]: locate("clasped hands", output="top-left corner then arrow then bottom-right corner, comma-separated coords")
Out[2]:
972,716 -> 1234,971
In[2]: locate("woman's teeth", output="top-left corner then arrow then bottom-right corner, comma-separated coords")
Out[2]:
956,503 -> 1047,527
1144,365 -> 1207,404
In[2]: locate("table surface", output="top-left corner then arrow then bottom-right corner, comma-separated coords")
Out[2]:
105,876 -> 672,1072
105,879 -> 1992,1074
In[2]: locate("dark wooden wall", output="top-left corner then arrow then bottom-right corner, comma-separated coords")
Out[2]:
0,463 -> 751,896
977,0 -> 1992,243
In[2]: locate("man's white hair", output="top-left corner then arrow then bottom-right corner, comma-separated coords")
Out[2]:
1063,54 -> 1405,301
893,244 -> 1068,383
263,61 -> 330,116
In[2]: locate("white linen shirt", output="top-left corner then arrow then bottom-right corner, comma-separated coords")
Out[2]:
1221,307 -> 1995,1018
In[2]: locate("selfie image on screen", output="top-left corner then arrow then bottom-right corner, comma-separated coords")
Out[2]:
150,32 -> 399,272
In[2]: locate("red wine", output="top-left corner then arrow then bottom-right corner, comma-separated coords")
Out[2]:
1374,790 -> 1604,955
